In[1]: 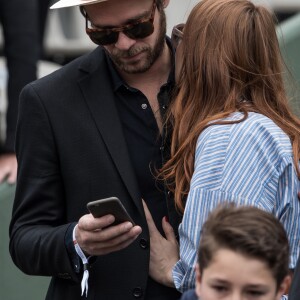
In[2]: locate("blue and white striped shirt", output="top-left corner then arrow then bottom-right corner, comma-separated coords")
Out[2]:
172,112 -> 300,296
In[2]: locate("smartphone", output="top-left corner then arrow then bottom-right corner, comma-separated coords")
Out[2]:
87,197 -> 135,226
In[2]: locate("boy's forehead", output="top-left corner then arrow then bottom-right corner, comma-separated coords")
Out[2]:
203,249 -> 275,283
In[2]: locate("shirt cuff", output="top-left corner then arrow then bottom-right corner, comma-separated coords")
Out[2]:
65,222 -> 81,273
72,224 -> 91,297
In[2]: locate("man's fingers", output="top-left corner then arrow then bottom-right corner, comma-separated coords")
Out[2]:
94,222 -> 137,241
76,212 -> 142,256
98,225 -> 142,249
142,200 -> 159,235
78,213 -> 115,231
79,224 -> 142,256
97,234 -> 141,256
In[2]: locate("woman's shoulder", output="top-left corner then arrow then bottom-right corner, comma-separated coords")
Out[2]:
234,112 -> 292,152
192,112 -> 295,192
198,112 -> 292,152
194,112 -> 293,176
216,111 -> 284,133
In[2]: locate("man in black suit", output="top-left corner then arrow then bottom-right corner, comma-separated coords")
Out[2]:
9,0 -> 181,299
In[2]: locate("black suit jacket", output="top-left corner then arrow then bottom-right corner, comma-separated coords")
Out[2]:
9,47 -> 180,300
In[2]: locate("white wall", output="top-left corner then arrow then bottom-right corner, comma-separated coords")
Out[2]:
165,0 -> 198,35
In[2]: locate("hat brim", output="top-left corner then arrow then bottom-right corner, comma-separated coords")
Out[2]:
50,0 -> 107,9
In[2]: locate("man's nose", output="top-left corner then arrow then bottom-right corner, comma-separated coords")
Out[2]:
114,32 -> 136,50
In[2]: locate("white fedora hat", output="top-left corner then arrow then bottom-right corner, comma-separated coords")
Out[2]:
50,0 -> 108,9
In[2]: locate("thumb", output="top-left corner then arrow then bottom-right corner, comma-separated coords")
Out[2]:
162,217 -> 177,243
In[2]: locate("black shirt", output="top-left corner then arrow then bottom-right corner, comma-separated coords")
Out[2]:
105,43 -> 175,235
104,41 -> 181,299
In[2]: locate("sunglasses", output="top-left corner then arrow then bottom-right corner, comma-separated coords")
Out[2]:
85,0 -> 157,46
171,23 -> 184,49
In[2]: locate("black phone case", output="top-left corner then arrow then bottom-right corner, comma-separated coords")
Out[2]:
87,197 -> 135,225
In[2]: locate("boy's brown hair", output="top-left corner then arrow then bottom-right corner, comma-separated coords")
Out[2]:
198,204 -> 290,288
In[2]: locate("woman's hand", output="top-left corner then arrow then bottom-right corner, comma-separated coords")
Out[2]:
143,200 -> 179,287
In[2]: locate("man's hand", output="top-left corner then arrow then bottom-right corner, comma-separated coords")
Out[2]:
75,213 -> 142,256
0,153 -> 17,184
143,200 -> 178,288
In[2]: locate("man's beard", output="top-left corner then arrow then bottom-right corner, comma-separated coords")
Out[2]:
109,10 -> 167,74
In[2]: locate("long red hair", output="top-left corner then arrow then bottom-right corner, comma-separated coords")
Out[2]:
161,0 -> 300,213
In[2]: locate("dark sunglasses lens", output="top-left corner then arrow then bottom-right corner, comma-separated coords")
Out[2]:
87,21 -> 154,45
125,21 -> 154,39
89,31 -> 119,45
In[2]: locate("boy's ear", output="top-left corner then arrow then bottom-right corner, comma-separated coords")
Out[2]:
195,263 -> 202,298
275,275 -> 291,300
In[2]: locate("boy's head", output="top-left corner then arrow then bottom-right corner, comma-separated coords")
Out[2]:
196,204 -> 291,300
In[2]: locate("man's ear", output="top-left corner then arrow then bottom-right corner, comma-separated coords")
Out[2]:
195,263 -> 202,298
275,275 -> 291,300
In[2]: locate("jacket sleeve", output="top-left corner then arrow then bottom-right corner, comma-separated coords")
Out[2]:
9,83 -> 80,282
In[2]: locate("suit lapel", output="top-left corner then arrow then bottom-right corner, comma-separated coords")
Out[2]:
77,48 -> 143,214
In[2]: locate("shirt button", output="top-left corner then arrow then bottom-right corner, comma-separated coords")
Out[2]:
141,103 -> 148,110
132,287 -> 143,298
139,238 -> 149,249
